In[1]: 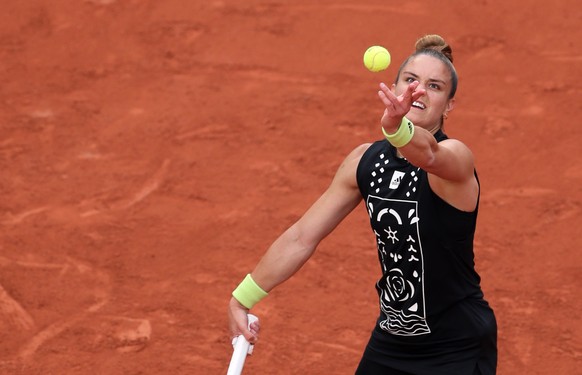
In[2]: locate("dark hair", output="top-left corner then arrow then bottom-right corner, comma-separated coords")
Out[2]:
395,35 -> 458,99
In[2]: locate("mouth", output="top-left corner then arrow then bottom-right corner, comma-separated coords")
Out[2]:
412,101 -> 426,110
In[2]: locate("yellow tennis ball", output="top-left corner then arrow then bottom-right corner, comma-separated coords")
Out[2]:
363,46 -> 391,72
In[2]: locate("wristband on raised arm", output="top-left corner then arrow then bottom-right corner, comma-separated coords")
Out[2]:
382,116 -> 415,148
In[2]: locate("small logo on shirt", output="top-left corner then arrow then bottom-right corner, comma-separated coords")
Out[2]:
389,171 -> 405,189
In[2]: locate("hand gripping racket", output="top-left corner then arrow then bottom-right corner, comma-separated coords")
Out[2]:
227,314 -> 258,375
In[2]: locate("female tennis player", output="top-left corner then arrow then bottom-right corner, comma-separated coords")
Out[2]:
228,34 -> 497,375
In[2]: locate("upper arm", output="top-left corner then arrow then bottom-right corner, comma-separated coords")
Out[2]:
400,126 -> 477,210
426,139 -> 479,211
400,126 -> 474,184
293,143 -> 369,248
425,138 -> 475,183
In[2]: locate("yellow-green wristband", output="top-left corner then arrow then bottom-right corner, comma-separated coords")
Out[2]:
232,274 -> 268,309
382,117 -> 415,148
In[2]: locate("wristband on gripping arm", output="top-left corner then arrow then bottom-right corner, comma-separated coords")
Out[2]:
232,274 -> 268,309
382,117 -> 415,148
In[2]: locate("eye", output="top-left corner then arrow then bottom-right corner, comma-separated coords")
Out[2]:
428,83 -> 441,90
404,77 -> 415,83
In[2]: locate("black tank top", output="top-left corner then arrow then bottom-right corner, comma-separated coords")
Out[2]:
356,131 -> 497,373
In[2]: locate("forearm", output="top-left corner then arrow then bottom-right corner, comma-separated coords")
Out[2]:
228,233 -> 308,343
383,116 -> 458,177
250,223 -> 316,292
397,125 -> 439,169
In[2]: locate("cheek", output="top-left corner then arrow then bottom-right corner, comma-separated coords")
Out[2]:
428,93 -> 449,111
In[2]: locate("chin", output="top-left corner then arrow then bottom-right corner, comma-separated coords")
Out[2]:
405,113 -> 422,124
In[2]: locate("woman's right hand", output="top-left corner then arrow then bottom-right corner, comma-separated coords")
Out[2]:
378,80 -> 425,132
228,297 -> 260,344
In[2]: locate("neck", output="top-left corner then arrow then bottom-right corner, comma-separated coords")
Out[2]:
427,123 -> 442,135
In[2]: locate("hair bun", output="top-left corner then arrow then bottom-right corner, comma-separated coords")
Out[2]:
415,34 -> 453,63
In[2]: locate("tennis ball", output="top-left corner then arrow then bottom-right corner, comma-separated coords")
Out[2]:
363,46 -> 391,72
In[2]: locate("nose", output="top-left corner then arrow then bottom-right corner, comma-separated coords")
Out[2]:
414,80 -> 427,92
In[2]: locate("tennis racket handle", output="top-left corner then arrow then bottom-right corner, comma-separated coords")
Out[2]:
227,314 -> 258,375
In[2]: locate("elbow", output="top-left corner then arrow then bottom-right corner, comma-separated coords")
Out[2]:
422,152 -> 438,170
403,137 -> 439,170
286,224 -> 318,257
417,139 -> 440,170
408,148 -> 437,171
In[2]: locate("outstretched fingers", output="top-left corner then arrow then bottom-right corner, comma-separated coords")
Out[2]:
377,82 -> 397,109
411,87 -> 426,103
378,81 -> 426,115
402,80 -> 421,104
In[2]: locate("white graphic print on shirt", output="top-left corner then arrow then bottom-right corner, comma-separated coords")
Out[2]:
366,195 -> 430,336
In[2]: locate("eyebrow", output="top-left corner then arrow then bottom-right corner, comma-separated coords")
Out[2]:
403,71 -> 447,85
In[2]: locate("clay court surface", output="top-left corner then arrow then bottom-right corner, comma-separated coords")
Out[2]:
0,0 -> 580,374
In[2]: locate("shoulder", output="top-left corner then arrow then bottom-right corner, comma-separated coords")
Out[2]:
439,138 -> 474,157
342,143 -> 373,170
351,143 -> 374,159
332,143 -> 373,187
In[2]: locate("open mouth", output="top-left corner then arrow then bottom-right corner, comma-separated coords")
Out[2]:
412,101 -> 426,110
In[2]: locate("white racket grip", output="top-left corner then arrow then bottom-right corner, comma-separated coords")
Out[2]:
227,314 -> 259,375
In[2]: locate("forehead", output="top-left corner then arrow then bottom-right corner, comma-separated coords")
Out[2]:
402,54 -> 451,81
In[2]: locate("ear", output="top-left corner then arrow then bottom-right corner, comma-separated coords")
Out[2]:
445,98 -> 455,115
